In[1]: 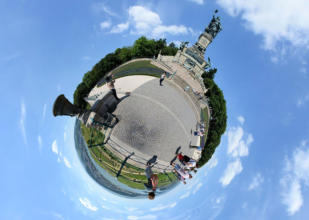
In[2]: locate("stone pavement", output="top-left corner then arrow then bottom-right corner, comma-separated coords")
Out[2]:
87,75 -> 202,171
111,78 -> 199,166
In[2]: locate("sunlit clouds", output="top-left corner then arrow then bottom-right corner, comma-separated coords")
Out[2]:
217,0 -> 309,51
100,5 -> 194,38
220,116 -> 253,187
19,100 -> 27,145
248,173 -> 264,190
280,141 -> 309,215
79,197 -> 98,211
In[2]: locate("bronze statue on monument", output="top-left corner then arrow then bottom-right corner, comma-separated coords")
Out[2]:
53,90 -> 120,128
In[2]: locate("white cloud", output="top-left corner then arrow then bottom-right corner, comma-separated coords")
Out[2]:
102,7 -> 117,17
216,0 -> 309,50
82,56 -> 91,61
38,135 -> 42,151
152,25 -> 188,37
270,56 -> 279,63
227,126 -> 253,158
52,140 -> 59,155
216,196 -> 224,204
125,207 -> 138,212
79,198 -> 98,211
220,159 -> 243,187
293,148 -> 309,184
150,202 -> 177,212
179,191 -> 190,199
50,212 -> 64,220
237,116 -> 245,125
193,182 -> 203,194
102,205 -> 111,210
297,94 -> 309,107
128,6 -> 161,35
282,178 -> 303,215
19,101 -> 27,145
169,202 -> 177,208
110,22 -> 129,33
220,119 -> 253,187
93,3 -> 117,16
127,215 -> 156,220
100,21 -> 111,29
127,6 -> 191,38
188,0 -> 204,4
280,142 -> 309,215
248,173 -> 264,190
208,156 -> 218,169
63,157 -> 71,168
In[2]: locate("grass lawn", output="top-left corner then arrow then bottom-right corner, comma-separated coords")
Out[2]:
114,60 -> 164,78
112,60 -> 157,73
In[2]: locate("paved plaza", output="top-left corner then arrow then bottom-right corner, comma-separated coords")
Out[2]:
89,75 -> 201,167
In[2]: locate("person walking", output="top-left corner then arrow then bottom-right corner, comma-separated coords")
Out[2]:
159,73 -> 166,86
144,164 -> 158,200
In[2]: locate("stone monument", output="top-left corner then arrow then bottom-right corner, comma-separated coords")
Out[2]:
174,10 -> 222,77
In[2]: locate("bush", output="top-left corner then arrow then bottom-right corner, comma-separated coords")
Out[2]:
198,69 -> 227,167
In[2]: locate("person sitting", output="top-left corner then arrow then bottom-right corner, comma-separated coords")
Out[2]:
176,152 -> 191,165
193,130 -> 204,137
171,162 -> 192,184
185,159 -> 197,170
176,153 -> 197,169
189,143 -> 203,151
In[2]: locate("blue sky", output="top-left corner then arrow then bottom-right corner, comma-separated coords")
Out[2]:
1,0 -> 309,219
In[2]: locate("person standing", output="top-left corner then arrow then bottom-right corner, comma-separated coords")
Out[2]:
145,164 -> 158,200
159,73 -> 166,86
106,75 -> 120,101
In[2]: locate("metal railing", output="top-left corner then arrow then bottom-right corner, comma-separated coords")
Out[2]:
107,138 -> 174,173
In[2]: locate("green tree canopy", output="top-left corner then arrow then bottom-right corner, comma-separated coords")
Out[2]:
198,69 -> 227,167
73,36 -> 178,108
